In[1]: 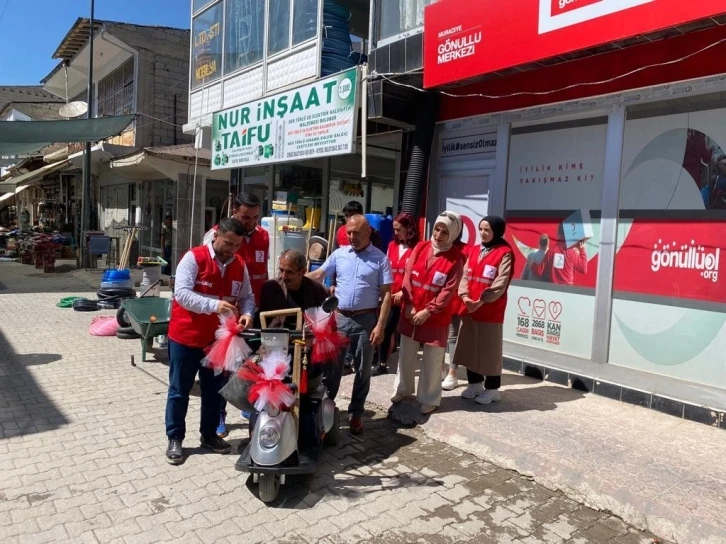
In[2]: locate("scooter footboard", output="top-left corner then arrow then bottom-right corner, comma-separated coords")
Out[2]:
235,443 -> 321,475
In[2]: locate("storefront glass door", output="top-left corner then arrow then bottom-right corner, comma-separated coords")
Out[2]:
439,173 -> 490,245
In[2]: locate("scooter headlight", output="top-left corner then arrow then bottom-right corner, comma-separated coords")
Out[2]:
259,426 -> 280,449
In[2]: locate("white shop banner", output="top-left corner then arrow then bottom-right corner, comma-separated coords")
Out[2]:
506,122 -> 607,211
504,285 -> 594,359
211,68 -> 358,169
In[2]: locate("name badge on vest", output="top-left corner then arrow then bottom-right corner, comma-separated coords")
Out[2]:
255,250 -> 265,263
553,253 -> 565,270
231,281 -> 242,297
432,271 -> 447,287
483,265 -> 497,279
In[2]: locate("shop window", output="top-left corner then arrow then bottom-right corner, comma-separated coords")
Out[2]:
268,0 -> 292,55
97,59 -> 135,145
502,118 -> 608,359
140,180 -> 176,253
378,0 -> 439,43
192,2 -> 223,89
225,0 -> 265,73
268,0 -> 318,56
193,0 -> 215,14
609,93 -> 726,388
97,59 -> 134,117
292,0 -> 318,46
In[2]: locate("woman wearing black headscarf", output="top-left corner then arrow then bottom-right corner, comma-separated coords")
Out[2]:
450,216 -> 515,405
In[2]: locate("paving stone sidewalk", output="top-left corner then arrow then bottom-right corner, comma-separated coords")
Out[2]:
0,262 -> 666,543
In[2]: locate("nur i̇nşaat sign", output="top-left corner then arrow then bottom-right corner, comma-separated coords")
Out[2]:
211,68 -> 358,169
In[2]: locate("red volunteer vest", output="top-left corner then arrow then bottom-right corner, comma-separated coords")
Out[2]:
407,241 -> 461,328
387,241 -> 416,301
168,246 -> 248,348
211,223 -> 269,306
463,244 -> 514,324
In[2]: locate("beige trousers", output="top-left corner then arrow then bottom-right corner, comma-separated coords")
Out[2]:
393,334 -> 446,407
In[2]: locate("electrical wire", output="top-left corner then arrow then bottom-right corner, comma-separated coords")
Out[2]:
136,111 -> 185,128
134,73 -> 188,115
0,0 -> 9,26
373,37 -> 726,100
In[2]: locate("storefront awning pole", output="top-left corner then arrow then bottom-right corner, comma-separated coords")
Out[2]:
190,125 -> 202,250
361,64 -> 368,179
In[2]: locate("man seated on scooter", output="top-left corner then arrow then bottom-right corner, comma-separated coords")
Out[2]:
256,249 -> 331,449
257,249 -> 329,327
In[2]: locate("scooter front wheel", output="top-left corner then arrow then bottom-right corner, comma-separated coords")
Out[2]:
258,473 -> 281,503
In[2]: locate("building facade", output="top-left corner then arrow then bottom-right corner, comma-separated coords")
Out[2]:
39,18 -> 192,263
419,0 -> 726,418
184,0 -> 399,271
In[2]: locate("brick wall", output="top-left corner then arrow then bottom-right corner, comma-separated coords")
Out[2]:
107,24 -> 191,148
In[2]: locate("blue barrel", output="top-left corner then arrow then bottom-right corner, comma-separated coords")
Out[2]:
309,259 -> 332,287
366,214 -> 393,248
103,268 -> 131,282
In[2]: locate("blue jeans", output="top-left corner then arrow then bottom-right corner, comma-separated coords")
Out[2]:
165,339 -> 227,440
325,312 -> 377,418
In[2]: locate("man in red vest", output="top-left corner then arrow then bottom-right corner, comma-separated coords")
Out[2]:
165,217 -> 255,465
203,192 -> 270,302
204,193 -> 271,436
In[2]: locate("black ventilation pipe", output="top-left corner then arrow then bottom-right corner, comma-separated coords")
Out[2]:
400,92 -> 439,219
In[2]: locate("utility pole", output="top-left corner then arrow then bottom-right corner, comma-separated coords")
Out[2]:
81,0 -> 95,268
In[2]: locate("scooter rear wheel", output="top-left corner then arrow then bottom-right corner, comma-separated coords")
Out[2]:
324,408 -> 340,447
258,474 -> 280,503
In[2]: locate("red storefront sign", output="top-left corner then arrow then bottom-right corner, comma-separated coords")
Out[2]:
613,220 -> 726,304
503,216 -> 726,304
423,0 -> 726,88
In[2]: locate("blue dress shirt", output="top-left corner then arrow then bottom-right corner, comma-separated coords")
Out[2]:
319,244 -> 393,311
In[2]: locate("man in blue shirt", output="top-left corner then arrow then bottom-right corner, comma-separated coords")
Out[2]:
308,214 -> 393,435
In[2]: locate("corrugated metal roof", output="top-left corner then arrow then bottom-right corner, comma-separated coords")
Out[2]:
0,86 -> 65,121
144,144 -> 211,162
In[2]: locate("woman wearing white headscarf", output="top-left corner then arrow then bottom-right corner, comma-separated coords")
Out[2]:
390,211 -> 465,414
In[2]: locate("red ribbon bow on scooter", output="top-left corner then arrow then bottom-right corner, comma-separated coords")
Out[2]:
304,307 -> 348,364
202,315 -> 252,375
237,354 -> 295,412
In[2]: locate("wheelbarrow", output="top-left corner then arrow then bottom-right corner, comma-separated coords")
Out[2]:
121,297 -> 172,364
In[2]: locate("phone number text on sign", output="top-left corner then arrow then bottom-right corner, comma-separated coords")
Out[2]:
516,296 -> 563,346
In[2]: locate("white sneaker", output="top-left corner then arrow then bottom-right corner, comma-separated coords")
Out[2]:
420,404 -> 437,415
475,390 -> 501,405
461,383 -> 483,399
441,374 -> 458,391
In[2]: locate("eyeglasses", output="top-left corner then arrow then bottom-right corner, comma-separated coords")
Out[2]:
438,212 -> 459,221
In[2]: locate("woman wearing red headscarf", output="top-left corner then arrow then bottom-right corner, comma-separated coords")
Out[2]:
372,212 -> 420,376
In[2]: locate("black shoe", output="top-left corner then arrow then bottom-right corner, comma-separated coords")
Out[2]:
200,434 -> 232,454
342,364 -> 354,376
371,364 -> 388,376
166,438 -> 184,465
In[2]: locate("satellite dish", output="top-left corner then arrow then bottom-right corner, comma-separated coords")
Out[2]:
59,101 -> 88,119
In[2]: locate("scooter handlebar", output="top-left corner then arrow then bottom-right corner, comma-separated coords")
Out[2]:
238,328 -> 304,340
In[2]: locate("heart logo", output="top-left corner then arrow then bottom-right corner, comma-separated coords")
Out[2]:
532,299 -> 546,319
517,296 -> 531,315
548,301 -> 563,322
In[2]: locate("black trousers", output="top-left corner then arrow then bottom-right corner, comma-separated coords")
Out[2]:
377,305 -> 401,365
466,369 -> 501,390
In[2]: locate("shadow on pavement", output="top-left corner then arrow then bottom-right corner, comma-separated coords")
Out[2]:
242,414 -> 420,509
0,328 -> 69,439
